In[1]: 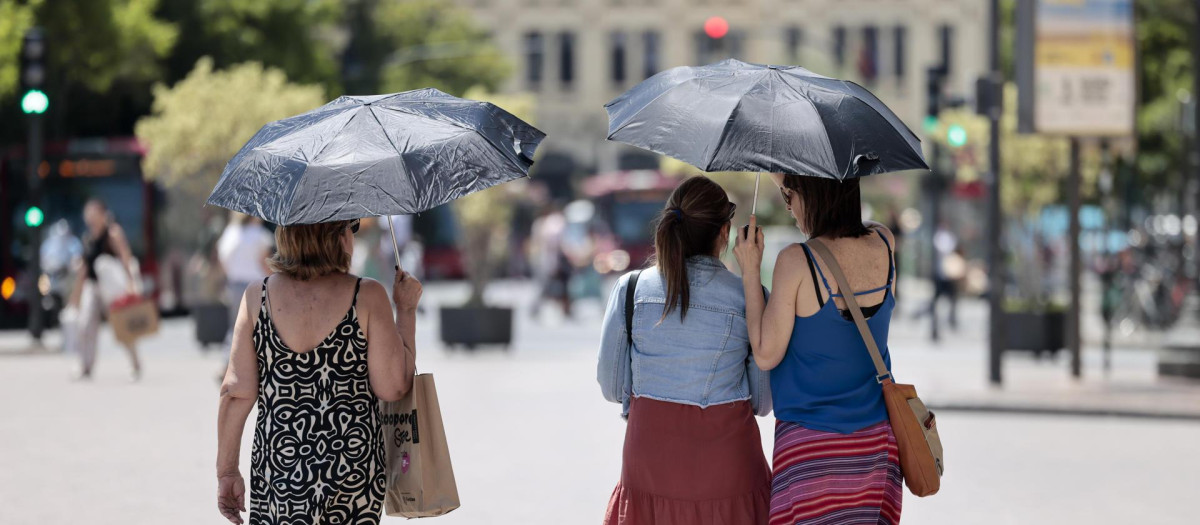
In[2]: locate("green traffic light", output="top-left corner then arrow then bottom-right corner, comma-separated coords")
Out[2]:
923,115 -> 939,134
21,89 -> 49,114
24,206 -> 44,227
947,124 -> 968,148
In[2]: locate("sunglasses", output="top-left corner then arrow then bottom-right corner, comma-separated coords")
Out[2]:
726,201 -> 737,221
780,187 -> 793,204
348,219 -> 361,235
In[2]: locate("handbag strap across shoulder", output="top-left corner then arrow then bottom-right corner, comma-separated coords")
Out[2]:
806,238 -> 892,383
624,269 -> 642,346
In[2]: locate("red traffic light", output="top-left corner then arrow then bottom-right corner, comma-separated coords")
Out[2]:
704,16 -> 729,39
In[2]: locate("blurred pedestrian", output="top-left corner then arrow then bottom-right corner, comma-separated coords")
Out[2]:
598,176 -> 771,525
530,203 -> 572,318
71,199 -> 142,380
924,223 -> 960,332
216,213 -> 273,346
735,174 -> 902,525
216,219 -> 420,525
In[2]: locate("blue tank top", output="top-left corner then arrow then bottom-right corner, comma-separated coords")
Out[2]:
770,231 -> 894,434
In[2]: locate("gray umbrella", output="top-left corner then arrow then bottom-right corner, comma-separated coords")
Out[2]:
606,59 -> 928,211
207,88 -> 545,227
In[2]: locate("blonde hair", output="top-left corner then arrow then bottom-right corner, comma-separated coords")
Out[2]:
267,221 -> 352,280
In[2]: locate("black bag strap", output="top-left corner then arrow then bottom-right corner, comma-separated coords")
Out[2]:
624,270 -> 642,346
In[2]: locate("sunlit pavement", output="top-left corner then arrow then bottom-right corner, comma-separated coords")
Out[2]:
1,279 -> 1197,524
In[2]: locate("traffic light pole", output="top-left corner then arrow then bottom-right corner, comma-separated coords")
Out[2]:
26,111 -> 44,343
986,0 -> 1005,385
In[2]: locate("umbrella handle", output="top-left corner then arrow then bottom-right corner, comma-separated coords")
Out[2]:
387,215 -> 403,271
751,172 -> 761,216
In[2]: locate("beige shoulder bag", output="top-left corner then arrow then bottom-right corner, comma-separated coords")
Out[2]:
808,238 -> 944,497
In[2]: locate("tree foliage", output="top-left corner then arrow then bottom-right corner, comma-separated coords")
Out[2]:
39,0 -> 178,93
135,57 -> 324,197
1134,0 -> 1195,193
161,0 -> 344,95
0,0 -> 42,99
372,0 -> 510,97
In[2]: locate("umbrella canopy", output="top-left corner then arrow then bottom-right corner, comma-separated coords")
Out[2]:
207,88 -> 545,225
605,59 -> 928,181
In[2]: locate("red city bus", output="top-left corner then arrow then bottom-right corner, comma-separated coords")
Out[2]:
0,137 -> 159,329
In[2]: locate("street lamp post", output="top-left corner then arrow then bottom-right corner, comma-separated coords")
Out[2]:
986,0 -> 1005,385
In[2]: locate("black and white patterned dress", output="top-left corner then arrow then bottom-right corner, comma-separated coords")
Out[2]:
250,277 -> 386,524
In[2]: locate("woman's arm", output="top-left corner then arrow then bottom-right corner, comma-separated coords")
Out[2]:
734,216 -> 806,370
596,273 -> 633,406
362,274 -> 418,402
216,284 -> 260,524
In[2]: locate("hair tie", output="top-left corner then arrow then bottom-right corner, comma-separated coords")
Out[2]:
670,208 -> 683,219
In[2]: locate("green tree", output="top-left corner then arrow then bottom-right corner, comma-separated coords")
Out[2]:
0,0 -> 42,99
37,0 -> 177,93
135,57 -> 324,197
372,0 -> 510,96
159,0 -> 344,95
1134,0 -> 1195,195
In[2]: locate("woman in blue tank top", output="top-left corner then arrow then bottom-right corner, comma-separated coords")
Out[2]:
733,173 -> 904,524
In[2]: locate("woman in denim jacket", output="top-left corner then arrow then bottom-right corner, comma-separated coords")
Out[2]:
598,176 -> 771,525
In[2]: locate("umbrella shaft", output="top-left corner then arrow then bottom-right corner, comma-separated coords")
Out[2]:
387,215 -> 403,270
751,172 -> 761,215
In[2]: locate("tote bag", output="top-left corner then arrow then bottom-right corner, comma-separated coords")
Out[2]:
381,373 -> 460,517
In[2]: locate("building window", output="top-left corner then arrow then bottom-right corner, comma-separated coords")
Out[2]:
559,31 -> 576,87
643,31 -> 661,79
893,25 -> 906,80
695,30 -> 743,65
610,32 -> 628,85
939,24 -> 953,73
832,26 -> 846,69
859,26 -> 879,83
524,32 -> 544,88
785,26 -> 804,64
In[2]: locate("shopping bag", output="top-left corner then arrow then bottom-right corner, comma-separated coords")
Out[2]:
381,373 -> 460,517
108,294 -> 159,345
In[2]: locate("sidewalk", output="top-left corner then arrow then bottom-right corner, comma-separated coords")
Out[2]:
887,289 -> 1200,420
4,277 -> 1199,420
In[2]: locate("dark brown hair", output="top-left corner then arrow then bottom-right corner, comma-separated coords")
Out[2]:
267,221 -> 352,280
651,176 -> 734,320
782,176 -> 870,239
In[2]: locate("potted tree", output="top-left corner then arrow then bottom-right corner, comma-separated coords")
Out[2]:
438,89 -> 535,350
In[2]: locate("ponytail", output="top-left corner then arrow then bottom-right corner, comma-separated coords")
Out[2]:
651,176 -> 735,321
655,208 -> 691,320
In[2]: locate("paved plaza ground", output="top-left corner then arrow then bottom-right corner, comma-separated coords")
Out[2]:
1,280 -> 1197,524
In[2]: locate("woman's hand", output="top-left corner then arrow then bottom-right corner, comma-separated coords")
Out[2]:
734,215 -> 765,277
217,472 -> 246,524
393,268 -> 423,312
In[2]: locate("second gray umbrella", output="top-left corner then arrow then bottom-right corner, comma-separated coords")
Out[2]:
605,59 -> 928,181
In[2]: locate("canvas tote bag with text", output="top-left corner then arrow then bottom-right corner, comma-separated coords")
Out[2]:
380,373 -> 460,517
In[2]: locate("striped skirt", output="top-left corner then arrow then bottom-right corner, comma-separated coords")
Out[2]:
769,421 -> 903,525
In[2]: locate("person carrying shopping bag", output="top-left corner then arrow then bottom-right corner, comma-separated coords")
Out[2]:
598,175 -> 772,525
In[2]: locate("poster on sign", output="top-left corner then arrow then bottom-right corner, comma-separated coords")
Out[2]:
1033,0 -> 1135,137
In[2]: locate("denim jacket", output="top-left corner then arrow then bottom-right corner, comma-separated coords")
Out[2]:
597,255 -> 772,417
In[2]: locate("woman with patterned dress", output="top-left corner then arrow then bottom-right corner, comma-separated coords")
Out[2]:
216,219 -> 421,525
734,174 -> 904,525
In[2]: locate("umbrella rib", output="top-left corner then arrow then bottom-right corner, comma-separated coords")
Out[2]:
703,76 -> 767,171
366,105 -> 423,208
373,103 -> 531,170
605,71 -> 701,138
780,76 -> 846,180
